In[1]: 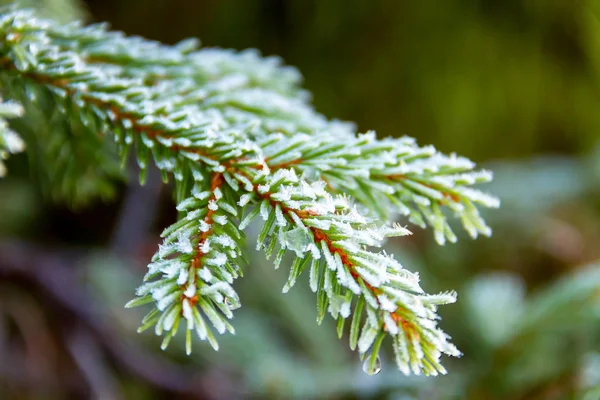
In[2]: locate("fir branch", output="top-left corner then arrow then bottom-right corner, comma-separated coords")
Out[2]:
0,6 -> 500,376
50,25 -> 304,96
234,167 -> 460,375
259,132 -> 499,244
129,171 -> 244,355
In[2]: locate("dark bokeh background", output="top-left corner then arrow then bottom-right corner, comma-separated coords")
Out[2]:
1,1 -> 600,399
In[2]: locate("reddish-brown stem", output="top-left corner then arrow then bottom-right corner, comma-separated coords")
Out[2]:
184,172 -> 224,307
190,173 -> 223,267
265,158 -> 302,170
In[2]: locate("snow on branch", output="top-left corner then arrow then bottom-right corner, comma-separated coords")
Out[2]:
0,6 -> 499,376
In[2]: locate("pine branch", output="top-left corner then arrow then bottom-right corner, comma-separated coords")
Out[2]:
129,171 -> 244,355
0,6 -> 500,376
48,23 -> 304,96
260,132 -> 499,244
232,167 -> 461,375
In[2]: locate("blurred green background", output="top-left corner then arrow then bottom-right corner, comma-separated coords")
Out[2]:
1,0 -> 600,399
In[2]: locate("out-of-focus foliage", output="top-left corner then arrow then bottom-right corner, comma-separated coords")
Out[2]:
1,0 -> 600,399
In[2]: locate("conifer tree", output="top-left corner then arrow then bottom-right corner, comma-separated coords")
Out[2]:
0,5 -> 499,376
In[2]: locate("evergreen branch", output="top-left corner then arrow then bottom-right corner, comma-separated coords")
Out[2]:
128,171 -> 244,354
0,7 -> 500,376
233,167 -> 460,375
31,9 -> 353,139
260,132 -> 499,244
0,8 -> 265,187
47,21 -> 304,96
1,7 -> 497,238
